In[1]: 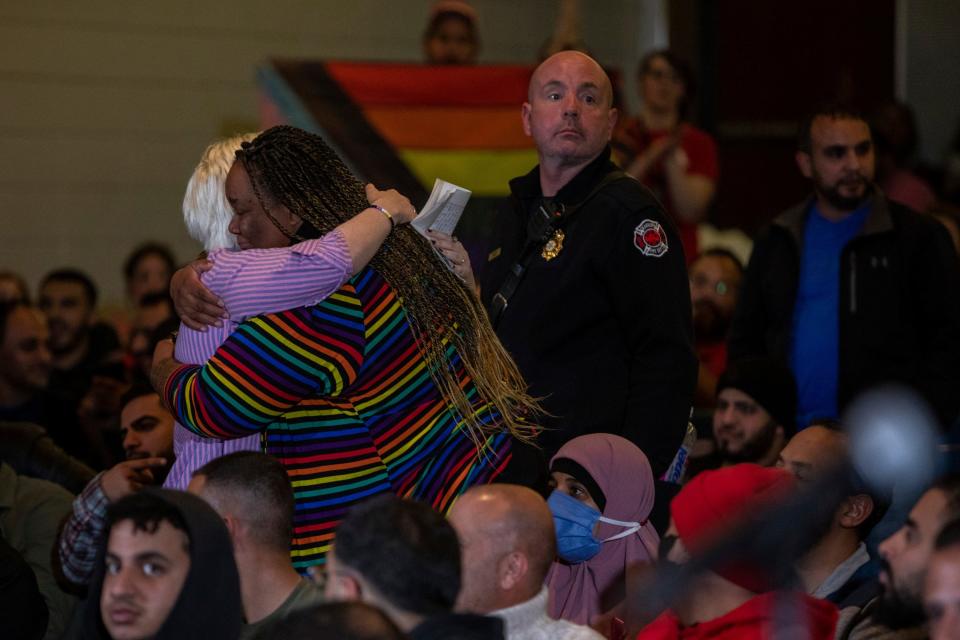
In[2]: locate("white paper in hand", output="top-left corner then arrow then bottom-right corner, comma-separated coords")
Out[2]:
412,179 -> 471,237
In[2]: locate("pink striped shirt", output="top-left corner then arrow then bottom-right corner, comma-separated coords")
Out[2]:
163,230 -> 352,489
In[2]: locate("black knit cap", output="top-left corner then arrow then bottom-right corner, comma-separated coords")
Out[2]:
717,357 -> 798,434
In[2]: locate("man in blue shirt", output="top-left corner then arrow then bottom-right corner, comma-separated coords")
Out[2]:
729,106 -> 960,429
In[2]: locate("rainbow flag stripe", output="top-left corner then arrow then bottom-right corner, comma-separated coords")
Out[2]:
258,60 -> 538,200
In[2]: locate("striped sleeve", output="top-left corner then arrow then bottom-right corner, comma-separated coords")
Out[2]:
163,306 -> 360,439
206,229 -> 353,321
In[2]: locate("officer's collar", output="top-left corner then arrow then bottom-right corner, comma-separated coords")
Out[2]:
511,146 -> 614,204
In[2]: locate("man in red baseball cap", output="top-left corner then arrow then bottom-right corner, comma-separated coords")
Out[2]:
636,463 -> 838,639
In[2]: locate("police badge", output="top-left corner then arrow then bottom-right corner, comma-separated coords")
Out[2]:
541,229 -> 565,261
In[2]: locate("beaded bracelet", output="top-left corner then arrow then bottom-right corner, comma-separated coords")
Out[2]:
370,204 -> 395,230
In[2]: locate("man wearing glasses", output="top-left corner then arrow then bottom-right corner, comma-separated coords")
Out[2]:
688,248 -> 744,407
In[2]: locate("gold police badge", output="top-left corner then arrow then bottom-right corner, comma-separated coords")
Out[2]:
541,229 -> 565,261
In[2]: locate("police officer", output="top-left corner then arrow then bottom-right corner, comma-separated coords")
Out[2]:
430,51 -> 696,474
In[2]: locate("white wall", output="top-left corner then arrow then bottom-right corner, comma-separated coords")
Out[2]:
0,1 -> 650,308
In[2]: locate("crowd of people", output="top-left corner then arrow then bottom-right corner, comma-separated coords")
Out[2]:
3,3 -> 960,639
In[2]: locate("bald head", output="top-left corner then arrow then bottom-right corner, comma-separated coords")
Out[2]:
528,51 -> 614,107
449,484 -> 555,613
777,425 -> 848,483
522,51 -> 617,175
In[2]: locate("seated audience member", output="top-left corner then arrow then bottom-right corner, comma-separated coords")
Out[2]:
924,519 -> 960,640
637,464 -> 837,639
112,243 -> 177,346
0,302 -> 55,425
59,385 -> 173,586
688,248 -> 743,407
613,49 -> 719,261
187,452 -> 324,639
777,421 -> 888,606
0,421 -> 95,495
0,532 -> 49,640
841,474 -> 960,637
39,269 -> 121,386
0,461 -> 76,640
0,270 -> 30,304
546,434 -> 659,629
117,385 -> 175,467
690,356 -> 797,476
39,269 -> 123,468
449,484 -> 603,640
0,301 -> 99,492
126,291 -> 175,383
123,243 -> 177,307
423,0 -> 479,65
323,494 -> 504,639
80,489 -> 242,640
254,601 -> 407,640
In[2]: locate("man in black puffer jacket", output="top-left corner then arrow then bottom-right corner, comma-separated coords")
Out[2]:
729,105 -> 960,429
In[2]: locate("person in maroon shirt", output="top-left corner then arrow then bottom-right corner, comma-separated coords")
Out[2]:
613,50 -> 719,262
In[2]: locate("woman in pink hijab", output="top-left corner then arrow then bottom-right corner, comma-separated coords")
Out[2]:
545,433 -> 660,630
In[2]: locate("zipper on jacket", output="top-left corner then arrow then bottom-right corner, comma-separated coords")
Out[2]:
849,251 -> 857,314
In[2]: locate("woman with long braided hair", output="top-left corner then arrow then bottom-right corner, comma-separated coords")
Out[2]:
163,133 -> 422,491
153,125 -> 540,569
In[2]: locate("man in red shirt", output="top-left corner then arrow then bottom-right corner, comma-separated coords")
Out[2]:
636,464 -> 837,639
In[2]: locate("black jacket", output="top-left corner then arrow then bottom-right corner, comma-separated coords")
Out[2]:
728,193 -> 960,426
481,149 -> 697,474
0,422 -> 95,495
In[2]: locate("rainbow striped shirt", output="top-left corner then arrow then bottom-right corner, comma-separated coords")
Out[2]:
164,267 -> 513,568
164,231 -> 353,490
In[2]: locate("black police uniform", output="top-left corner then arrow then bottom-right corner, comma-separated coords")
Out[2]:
481,148 -> 697,475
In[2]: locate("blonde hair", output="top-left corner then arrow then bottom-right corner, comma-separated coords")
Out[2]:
182,133 -> 259,251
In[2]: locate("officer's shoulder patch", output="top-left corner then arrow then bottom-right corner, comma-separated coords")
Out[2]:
633,219 -> 668,257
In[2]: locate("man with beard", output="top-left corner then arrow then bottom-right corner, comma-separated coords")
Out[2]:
0,302 -> 54,423
777,421 -> 889,618
58,384 -> 174,587
688,249 -> 743,407
728,106 -> 960,430
39,269 -> 122,467
838,474 -> 960,637
689,356 -> 796,476
924,519 -> 960,640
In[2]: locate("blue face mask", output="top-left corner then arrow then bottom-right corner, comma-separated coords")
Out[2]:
547,490 -> 643,563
